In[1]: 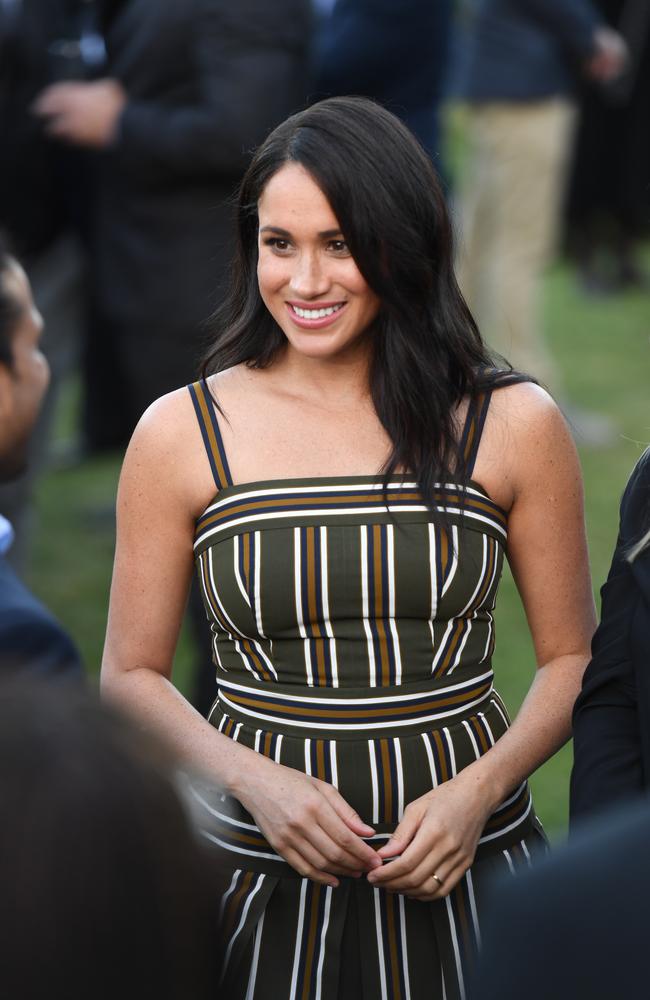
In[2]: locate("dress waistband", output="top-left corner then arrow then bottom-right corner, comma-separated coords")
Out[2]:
212,668 -> 494,739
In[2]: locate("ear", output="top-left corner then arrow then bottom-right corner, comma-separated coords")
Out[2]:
0,362 -> 15,424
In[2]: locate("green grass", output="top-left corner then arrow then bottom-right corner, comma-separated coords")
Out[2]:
27,248 -> 649,842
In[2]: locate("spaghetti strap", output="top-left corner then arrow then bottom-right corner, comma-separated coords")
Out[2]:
187,379 -> 233,491
460,389 -> 492,479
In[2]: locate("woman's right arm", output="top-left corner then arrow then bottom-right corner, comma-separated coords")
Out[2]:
101,392 -> 380,884
570,453 -> 650,826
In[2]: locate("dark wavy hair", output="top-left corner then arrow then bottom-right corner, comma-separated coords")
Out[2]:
202,96 -> 525,499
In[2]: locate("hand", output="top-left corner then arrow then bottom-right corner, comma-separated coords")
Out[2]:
585,27 -> 628,83
366,772 -> 494,901
238,758 -> 382,888
31,79 -> 127,148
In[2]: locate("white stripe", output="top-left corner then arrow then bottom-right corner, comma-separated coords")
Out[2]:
304,739 -> 312,776
368,740 -> 380,825
386,524 -> 403,684
329,742 -> 339,789
207,549 -> 277,681
361,526 -> 377,685
320,527 -> 339,688
441,525 -> 460,597
462,720 -> 481,762
314,886 -> 333,1000
218,670 -> 494,706
218,687 -> 494,732
421,733 -> 439,789
458,534 -> 489,618
503,849 -> 516,875
196,555 -> 226,675
219,869 -> 241,918
195,505 -> 507,548
274,733 -> 284,763
444,727 -> 458,776
428,523 -> 438,655
444,894 -> 466,1000
245,909 -> 265,1000
431,619 -> 455,675
203,831 -> 282,863
447,619 -> 473,675
394,738 -> 405,820
254,729 -> 262,753
480,609 -> 494,664
218,715 -> 227,733
202,480 -> 490,510
253,530 -> 266,638
294,528 -> 314,686
206,697 -> 220,724
373,888 -> 389,1000
491,697 -> 510,729
520,839 -> 533,867
478,711 -> 497,748
289,880 -> 309,1000
398,892 -> 412,1000
222,873 -> 266,974
465,869 -> 481,950
233,722 -> 243,741
478,797 -> 533,844
233,535 -> 251,607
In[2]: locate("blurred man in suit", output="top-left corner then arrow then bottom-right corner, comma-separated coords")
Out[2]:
0,235 -> 82,676
34,0 -> 312,450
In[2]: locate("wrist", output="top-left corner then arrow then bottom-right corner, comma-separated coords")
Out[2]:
226,747 -> 276,802
451,759 -> 508,815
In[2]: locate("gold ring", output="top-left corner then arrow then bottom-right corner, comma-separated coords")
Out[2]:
431,873 -> 443,888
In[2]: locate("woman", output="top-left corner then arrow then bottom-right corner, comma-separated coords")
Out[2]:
102,97 -> 596,999
571,448 -> 650,824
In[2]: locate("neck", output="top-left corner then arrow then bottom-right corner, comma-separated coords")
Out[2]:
270,340 -> 374,408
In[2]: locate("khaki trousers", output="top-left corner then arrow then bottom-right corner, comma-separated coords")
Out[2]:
456,99 -> 575,389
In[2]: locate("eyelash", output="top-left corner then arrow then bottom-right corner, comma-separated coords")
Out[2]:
262,237 -> 350,255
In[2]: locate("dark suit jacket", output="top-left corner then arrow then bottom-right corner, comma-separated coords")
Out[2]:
93,0 -> 311,341
0,556 -> 83,678
570,448 -> 650,824
471,799 -> 650,1000
458,0 -> 600,102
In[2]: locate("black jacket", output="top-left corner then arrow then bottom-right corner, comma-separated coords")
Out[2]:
93,0 -> 311,335
570,448 -> 650,824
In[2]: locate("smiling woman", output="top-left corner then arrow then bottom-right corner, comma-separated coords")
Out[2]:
101,97 -> 596,1000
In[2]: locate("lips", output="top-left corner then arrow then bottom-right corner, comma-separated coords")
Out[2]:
286,301 -> 347,329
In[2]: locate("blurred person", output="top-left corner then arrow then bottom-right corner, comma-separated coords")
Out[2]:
0,0 -> 100,569
33,0 -> 313,453
312,0 -> 453,166
565,0 -> 650,294
102,97 -> 596,998
570,447 -> 650,823
0,676 -> 222,1000
470,797 -> 650,999
0,235 -> 82,676
455,0 -> 627,441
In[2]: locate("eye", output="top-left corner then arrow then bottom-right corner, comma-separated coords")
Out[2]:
263,237 -> 292,253
327,239 -> 350,255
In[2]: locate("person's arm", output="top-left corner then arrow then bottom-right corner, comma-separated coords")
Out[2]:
570,454 -> 650,824
517,0 -> 627,80
367,384 -> 596,899
101,390 -> 381,888
114,0 -> 311,177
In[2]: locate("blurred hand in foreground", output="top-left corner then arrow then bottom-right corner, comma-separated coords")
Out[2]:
586,27 -> 628,83
32,80 -> 127,148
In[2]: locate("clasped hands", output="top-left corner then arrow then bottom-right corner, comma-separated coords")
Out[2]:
239,758 -> 492,901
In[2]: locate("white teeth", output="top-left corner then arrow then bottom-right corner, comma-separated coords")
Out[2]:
292,304 -> 343,319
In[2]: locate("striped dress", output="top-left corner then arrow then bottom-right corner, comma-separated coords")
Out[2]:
188,378 -> 546,1000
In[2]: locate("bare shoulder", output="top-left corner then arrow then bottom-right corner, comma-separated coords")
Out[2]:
120,385 -> 218,519
476,381 -> 579,510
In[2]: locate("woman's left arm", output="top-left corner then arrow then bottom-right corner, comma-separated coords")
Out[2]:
368,387 -> 597,899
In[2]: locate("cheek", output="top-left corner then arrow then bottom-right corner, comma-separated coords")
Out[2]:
257,255 -> 289,298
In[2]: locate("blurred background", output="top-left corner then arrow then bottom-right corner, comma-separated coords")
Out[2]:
1,0 -> 648,838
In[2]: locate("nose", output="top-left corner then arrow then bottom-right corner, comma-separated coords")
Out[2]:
289,249 -> 331,300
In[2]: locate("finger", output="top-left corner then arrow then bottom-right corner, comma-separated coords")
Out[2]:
406,859 -> 469,901
307,824 -> 374,875
282,847 -> 339,888
370,826 -> 457,885
319,783 -> 375,837
375,808 -> 421,860
317,806 -> 382,870
375,850 -> 463,895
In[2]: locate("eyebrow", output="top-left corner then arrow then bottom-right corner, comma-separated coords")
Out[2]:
259,226 -> 344,239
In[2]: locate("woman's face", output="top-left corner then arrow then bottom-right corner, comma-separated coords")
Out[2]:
256,163 -> 380,361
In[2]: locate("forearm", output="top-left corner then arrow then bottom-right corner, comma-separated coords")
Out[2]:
101,663 -> 269,796
457,653 -> 588,811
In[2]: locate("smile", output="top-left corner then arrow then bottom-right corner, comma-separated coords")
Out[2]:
286,301 -> 347,329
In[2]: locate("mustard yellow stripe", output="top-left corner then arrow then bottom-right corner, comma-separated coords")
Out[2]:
194,381 -> 229,488
301,885 -> 322,1000
380,739 -> 393,823
385,893 -> 403,1000
433,730 -> 449,782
